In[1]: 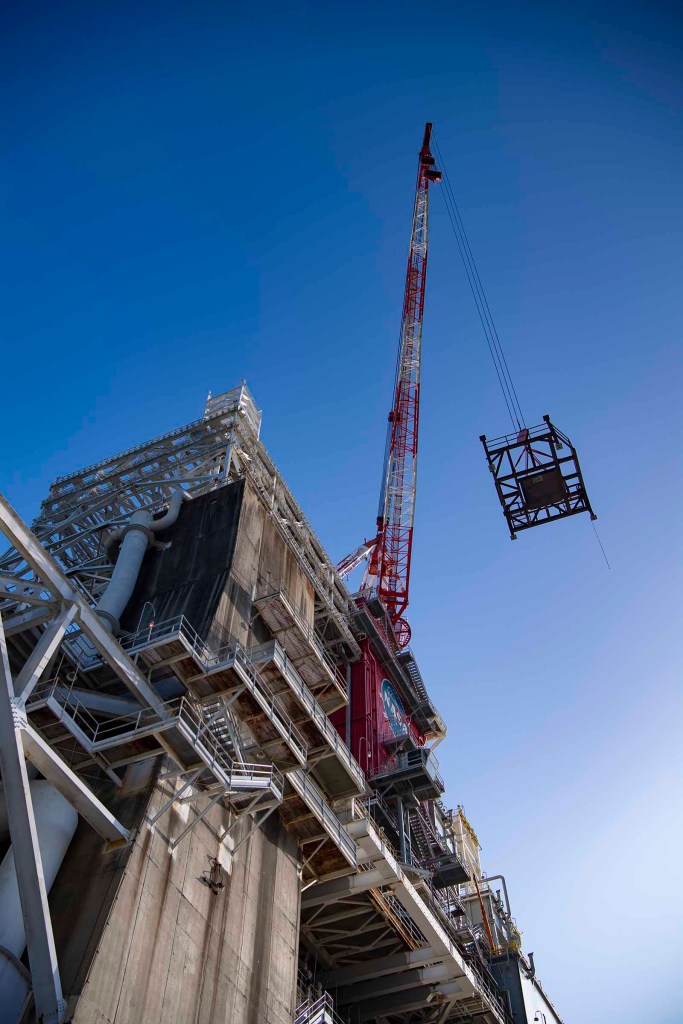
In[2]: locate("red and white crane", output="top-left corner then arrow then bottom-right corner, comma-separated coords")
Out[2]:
338,124 -> 441,648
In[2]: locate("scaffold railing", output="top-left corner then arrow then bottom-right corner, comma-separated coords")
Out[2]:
67,613 -> 364,792
27,680 -> 286,799
288,770 -> 357,868
370,746 -> 445,792
294,990 -> 343,1024
253,578 -> 345,685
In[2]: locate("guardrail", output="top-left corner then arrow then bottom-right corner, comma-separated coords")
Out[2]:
288,770 -> 357,868
224,642 -> 310,765
27,681 -> 284,801
65,613 -> 364,792
370,746 -> 444,792
375,888 -> 427,947
294,992 -> 342,1024
254,580 -> 343,682
252,641 -> 364,791
66,613 -> 211,669
67,617 -> 311,765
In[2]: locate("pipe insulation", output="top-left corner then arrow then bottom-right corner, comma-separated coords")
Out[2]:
0,781 -> 78,1024
96,490 -> 186,633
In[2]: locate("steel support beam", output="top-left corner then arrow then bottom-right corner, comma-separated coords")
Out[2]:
322,945 -> 439,986
0,615 -> 65,1024
58,687 -> 139,717
301,867 -> 392,908
356,984 -> 443,1021
1,605 -> 54,637
21,722 -> 129,845
15,603 -> 77,703
337,964 -> 460,1005
0,573 -> 54,607
0,494 -> 161,710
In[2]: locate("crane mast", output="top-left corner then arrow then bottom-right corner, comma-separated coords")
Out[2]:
363,123 -> 441,646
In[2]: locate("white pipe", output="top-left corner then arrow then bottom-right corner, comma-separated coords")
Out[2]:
0,769 -> 39,843
96,491 -> 185,634
147,489 -> 185,534
0,781 -> 78,1023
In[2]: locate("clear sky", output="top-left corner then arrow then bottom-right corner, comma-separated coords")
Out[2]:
3,3 -> 682,1021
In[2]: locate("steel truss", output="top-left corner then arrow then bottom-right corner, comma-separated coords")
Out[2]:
0,384 -> 359,660
301,816 -> 510,1024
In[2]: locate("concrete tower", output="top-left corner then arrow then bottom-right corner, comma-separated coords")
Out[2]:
0,385 -> 563,1024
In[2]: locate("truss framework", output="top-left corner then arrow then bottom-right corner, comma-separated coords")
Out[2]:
0,384 -> 360,659
301,816 -> 509,1024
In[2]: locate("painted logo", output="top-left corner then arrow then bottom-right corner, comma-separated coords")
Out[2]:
381,679 -> 408,737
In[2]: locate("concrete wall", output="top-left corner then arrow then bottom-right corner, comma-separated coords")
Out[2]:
48,765 -> 301,1024
230,480 -> 315,632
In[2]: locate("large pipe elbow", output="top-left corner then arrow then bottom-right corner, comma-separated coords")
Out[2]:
484,874 -> 512,920
96,491 -> 185,633
149,488 -> 186,533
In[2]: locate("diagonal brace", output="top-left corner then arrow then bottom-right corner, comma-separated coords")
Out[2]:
21,722 -> 129,845
0,615 -> 65,1024
15,603 -> 77,704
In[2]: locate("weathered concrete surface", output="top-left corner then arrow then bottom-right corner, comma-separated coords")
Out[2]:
49,768 -> 300,1024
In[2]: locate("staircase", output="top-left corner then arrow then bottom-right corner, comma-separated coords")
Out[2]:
409,806 -> 444,863
199,696 -> 244,762
294,992 -> 340,1024
409,807 -> 470,887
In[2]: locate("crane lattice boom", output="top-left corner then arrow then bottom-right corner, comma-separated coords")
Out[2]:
363,124 -> 441,645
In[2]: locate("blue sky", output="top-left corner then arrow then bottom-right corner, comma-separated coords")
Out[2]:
2,3 -> 682,1021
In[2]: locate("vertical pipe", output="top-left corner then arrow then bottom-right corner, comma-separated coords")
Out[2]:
345,664 -> 352,748
0,781 -> 78,1023
396,796 -> 407,863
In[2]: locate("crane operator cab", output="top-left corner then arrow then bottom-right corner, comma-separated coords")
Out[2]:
480,415 -> 596,539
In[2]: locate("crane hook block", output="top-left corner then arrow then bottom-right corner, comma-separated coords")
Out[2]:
480,418 -> 596,540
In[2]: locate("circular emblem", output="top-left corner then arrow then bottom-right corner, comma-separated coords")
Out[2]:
381,679 -> 407,737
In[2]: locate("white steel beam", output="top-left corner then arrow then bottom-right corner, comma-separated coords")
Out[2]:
15,603 -> 78,704
20,722 -> 129,846
0,573 -> 55,607
0,615 -> 65,1024
338,964 -> 461,1004
322,945 -> 440,986
0,493 -> 167,710
300,865 -> 395,908
59,687 -> 139,717
1,605 -> 54,636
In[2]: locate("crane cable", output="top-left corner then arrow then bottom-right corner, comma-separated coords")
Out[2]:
433,137 -> 612,569
432,136 -> 525,433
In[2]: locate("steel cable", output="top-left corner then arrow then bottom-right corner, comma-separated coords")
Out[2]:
433,136 -> 526,432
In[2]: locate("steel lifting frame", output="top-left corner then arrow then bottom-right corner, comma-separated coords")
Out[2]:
480,416 -> 596,540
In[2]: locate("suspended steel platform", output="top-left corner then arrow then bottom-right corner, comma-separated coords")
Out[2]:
480,416 -> 597,539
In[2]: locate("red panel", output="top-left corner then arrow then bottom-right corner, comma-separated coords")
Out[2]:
331,639 -> 424,778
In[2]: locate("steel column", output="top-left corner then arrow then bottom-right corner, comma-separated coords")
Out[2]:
0,614 -> 65,1024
